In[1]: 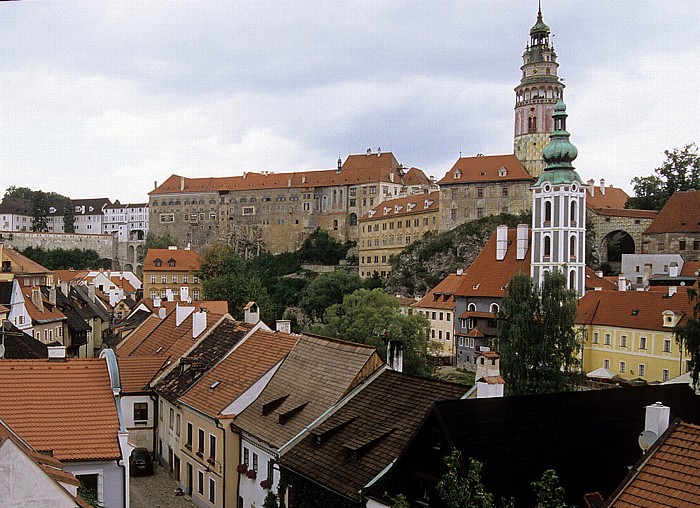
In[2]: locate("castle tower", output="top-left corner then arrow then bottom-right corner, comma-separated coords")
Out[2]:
530,99 -> 586,297
514,3 -> 564,178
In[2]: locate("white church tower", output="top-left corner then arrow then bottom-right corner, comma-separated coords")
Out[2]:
530,99 -> 586,297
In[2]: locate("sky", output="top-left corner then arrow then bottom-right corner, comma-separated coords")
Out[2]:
0,1 -> 698,203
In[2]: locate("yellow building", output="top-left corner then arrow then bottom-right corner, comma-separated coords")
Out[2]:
142,247 -> 203,302
358,191 -> 439,278
577,288 -> 694,383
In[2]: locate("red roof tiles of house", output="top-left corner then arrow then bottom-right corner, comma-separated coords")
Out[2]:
0,246 -> 53,276
607,421 -> 700,507
575,290 -> 694,331
645,190 -> 700,234
592,208 -> 658,219
143,248 -> 203,272
22,288 -> 66,324
117,356 -> 167,392
0,358 -> 122,461
412,273 -> 464,310
586,185 -> 630,209
437,154 -> 533,185
360,191 -> 440,221
115,314 -> 162,358
178,328 -> 299,418
54,270 -> 90,284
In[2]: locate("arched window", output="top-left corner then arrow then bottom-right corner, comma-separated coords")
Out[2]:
322,195 -> 328,212
348,213 -> 358,226
490,303 -> 500,313
544,200 -> 552,224
569,235 -> 577,260
467,303 -> 476,312
570,200 -> 577,226
543,235 -> 551,258
332,190 -> 337,204
569,270 -> 576,291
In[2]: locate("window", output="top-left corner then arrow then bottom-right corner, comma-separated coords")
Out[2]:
176,414 -> 181,436
620,335 -> 627,348
638,364 -> 645,377
209,435 -> 216,461
476,208 -> 484,218
172,274 -> 178,283
446,332 -> 451,341
159,400 -> 163,420
252,453 -> 258,472
242,206 -> 255,215
592,332 -> 599,344
198,428 -> 205,455
133,402 -> 148,421
604,333 -> 611,346
193,290 -> 200,301
169,408 -> 174,429
639,336 -> 647,349
198,470 -> 204,495
159,213 -> 174,223
161,275 -> 167,284
477,188 -> 484,198
619,361 -> 626,374
662,369 -> 670,382
183,274 -> 189,283
150,275 -> 156,284
243,447 -> 249,466
603,359 -> 610,369
209,478 -> 215,503
501,186 -> 508,197
679,240 -> 687,250
663,339 -> 671,353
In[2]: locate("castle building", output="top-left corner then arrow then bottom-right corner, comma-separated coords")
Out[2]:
514,5 -> 564,178
530,99 -> 586,297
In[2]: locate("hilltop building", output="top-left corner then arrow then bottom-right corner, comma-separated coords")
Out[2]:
142,247 -> 203,303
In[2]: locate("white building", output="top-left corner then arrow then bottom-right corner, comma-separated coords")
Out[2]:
103,203 -> 149,241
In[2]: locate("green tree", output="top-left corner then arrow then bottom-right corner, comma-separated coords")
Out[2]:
63,200 -> 76,233
31,192 -> 49,232
298,270 -> 362,322
77,485 -> 104,508
437,450 -> 496,508
298,229 -> 352,265
531,470 -> 574,508
263,491 -> 279,508
199,243 -> 274,322
675,272 -> 700,389
311,288 -> 434,376
140,232 -> 179,262
497,272 -> 580,396
390,494 -> 410,508
627,143 -> 700,210
585,215 -> 599,269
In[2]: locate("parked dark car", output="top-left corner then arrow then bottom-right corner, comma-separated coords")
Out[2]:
129,447 -> 154,476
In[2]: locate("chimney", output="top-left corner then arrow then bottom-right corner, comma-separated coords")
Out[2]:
31,288 -> 44,313
244,302 -> 260,325
645,402 -> 670,440
176,304 -> 195,327
276,320 -> 291,334
158,307 -> 167,319
618,274 -> 627,291
456,268 -> 464,276
180,286 -> 189,302
87,285 -> 96,303
600,179 -> 606,195
337,156 -> 342,172
367,148 -> 372,155
595,271 -> 603,278
496,225 -> 508,261
192,309 -> 207,338
476,351 -> 504,399
165,288 -> 173,302
168,245 -> 177,250
668,286 -> 677,297
516,224 -> 528,260
387,340 -> 403,373
377,147 -> 381,156
47,345 -> 67,361
49,286 -> 57,306
154,180 -> 157,190
587,179 -> 595,197
153,297 -> 161,307
669,265 -> 679,277
180,176 -> 185,191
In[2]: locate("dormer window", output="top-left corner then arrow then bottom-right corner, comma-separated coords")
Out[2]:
154,259 -> 162,267
454,169 -> 462,179
662,310 -> 679,328
498,166 -> 508,177
168,259 -> 176,267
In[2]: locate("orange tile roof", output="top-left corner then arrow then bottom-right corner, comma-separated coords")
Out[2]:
681,261 -> 700,277
149,152 -> 426,196
0,247 -> 53,275
360,191 -> 440,221
53,270 -> 90,284
143,248 -> 203,272
0,358 -> 122,461
437,154 -> 533,185
585,271 -> 619,291
645,191 -> 700,234
402,167 -> 432,186
586,186 -> 630,209
575,289 -> 694,331
590,207 -> 658,219
412,273 -> 464,310
137,298 -> 228,315
608,421 -> 700,507
178,328 -> 299,417
454,228 -> 531,298
117,356 -> 167,392
22,288 -> 66,324
115,314 -> 163,358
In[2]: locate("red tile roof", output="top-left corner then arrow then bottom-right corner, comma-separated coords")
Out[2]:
586,186 -> 630,209
115,314 -> 162,358
645,191 -> 700,234
117,356 -> 167,392
360,191 -> 439,221
591,208 -> 658,219
681,261 -> 700,277
608,421 -> 700,507
575,290 -> 694,331
0,247 -> 53,276
143,248 -> 203,272
437,154 -> 533,185
0,358 -> 122,461
22,288 -> 66,324
54,270 -> 90,284
137,298 -> 228,315
412,273 -> 464,310
178,328 -> 299,418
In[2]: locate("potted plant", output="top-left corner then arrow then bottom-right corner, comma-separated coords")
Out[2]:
260,478 -> 273,490
236,463 -> 248,474
246,469 -> 257,480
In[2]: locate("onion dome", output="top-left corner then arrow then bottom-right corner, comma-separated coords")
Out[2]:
542,99 -> 578,171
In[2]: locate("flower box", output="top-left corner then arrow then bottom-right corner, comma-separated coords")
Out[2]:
246,469 -> 257,480
260,479 -> 273,490
236,464 -> 248,474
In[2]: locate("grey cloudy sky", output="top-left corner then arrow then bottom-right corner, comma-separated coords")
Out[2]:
1,1 -> 698,203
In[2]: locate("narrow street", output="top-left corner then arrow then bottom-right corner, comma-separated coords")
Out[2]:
130,463 -> 196,508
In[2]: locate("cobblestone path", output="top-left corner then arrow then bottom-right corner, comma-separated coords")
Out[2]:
130,463 -> 196,508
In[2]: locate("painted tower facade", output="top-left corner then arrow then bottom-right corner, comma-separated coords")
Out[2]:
531,99 -> 586,297
514,5 -> 564,178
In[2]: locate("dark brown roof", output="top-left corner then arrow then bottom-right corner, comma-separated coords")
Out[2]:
281,368 -> 468,502
233,335 -> 383,450
437,154 -> 533,185
645,191 -> 700,234
607,421 -> 700,507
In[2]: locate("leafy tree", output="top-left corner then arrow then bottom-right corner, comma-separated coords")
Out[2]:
497,272 -> 580,396
585,215 -> 599,269
298,229 -> 353,265
311,288 -> 434,377
77,485 -> 104,508
31,192 -> 49,232
63,200 -> 76,233
140,232 -> 179,262
675,273 -> 700,389
4,186 -> 35,200
20,246 -> 111,270
298,270 -> 362,322
531,470 -> 574,508
390,494 -> 410,508
628,143 -> 700,210
437,450 -> 496,508
199,243 -> 274,322
263,491 -> 279,508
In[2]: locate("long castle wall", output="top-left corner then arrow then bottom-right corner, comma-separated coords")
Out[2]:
0,231 -> 116,263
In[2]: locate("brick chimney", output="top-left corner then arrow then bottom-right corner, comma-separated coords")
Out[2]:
276,320 -> 291,334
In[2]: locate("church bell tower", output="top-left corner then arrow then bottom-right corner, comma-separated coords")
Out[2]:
514,3 -> 564,178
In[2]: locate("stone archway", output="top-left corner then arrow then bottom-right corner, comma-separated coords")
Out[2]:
601,230 -> 635,271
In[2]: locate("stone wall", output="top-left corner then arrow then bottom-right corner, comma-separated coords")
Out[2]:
0,231 -> 115,260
